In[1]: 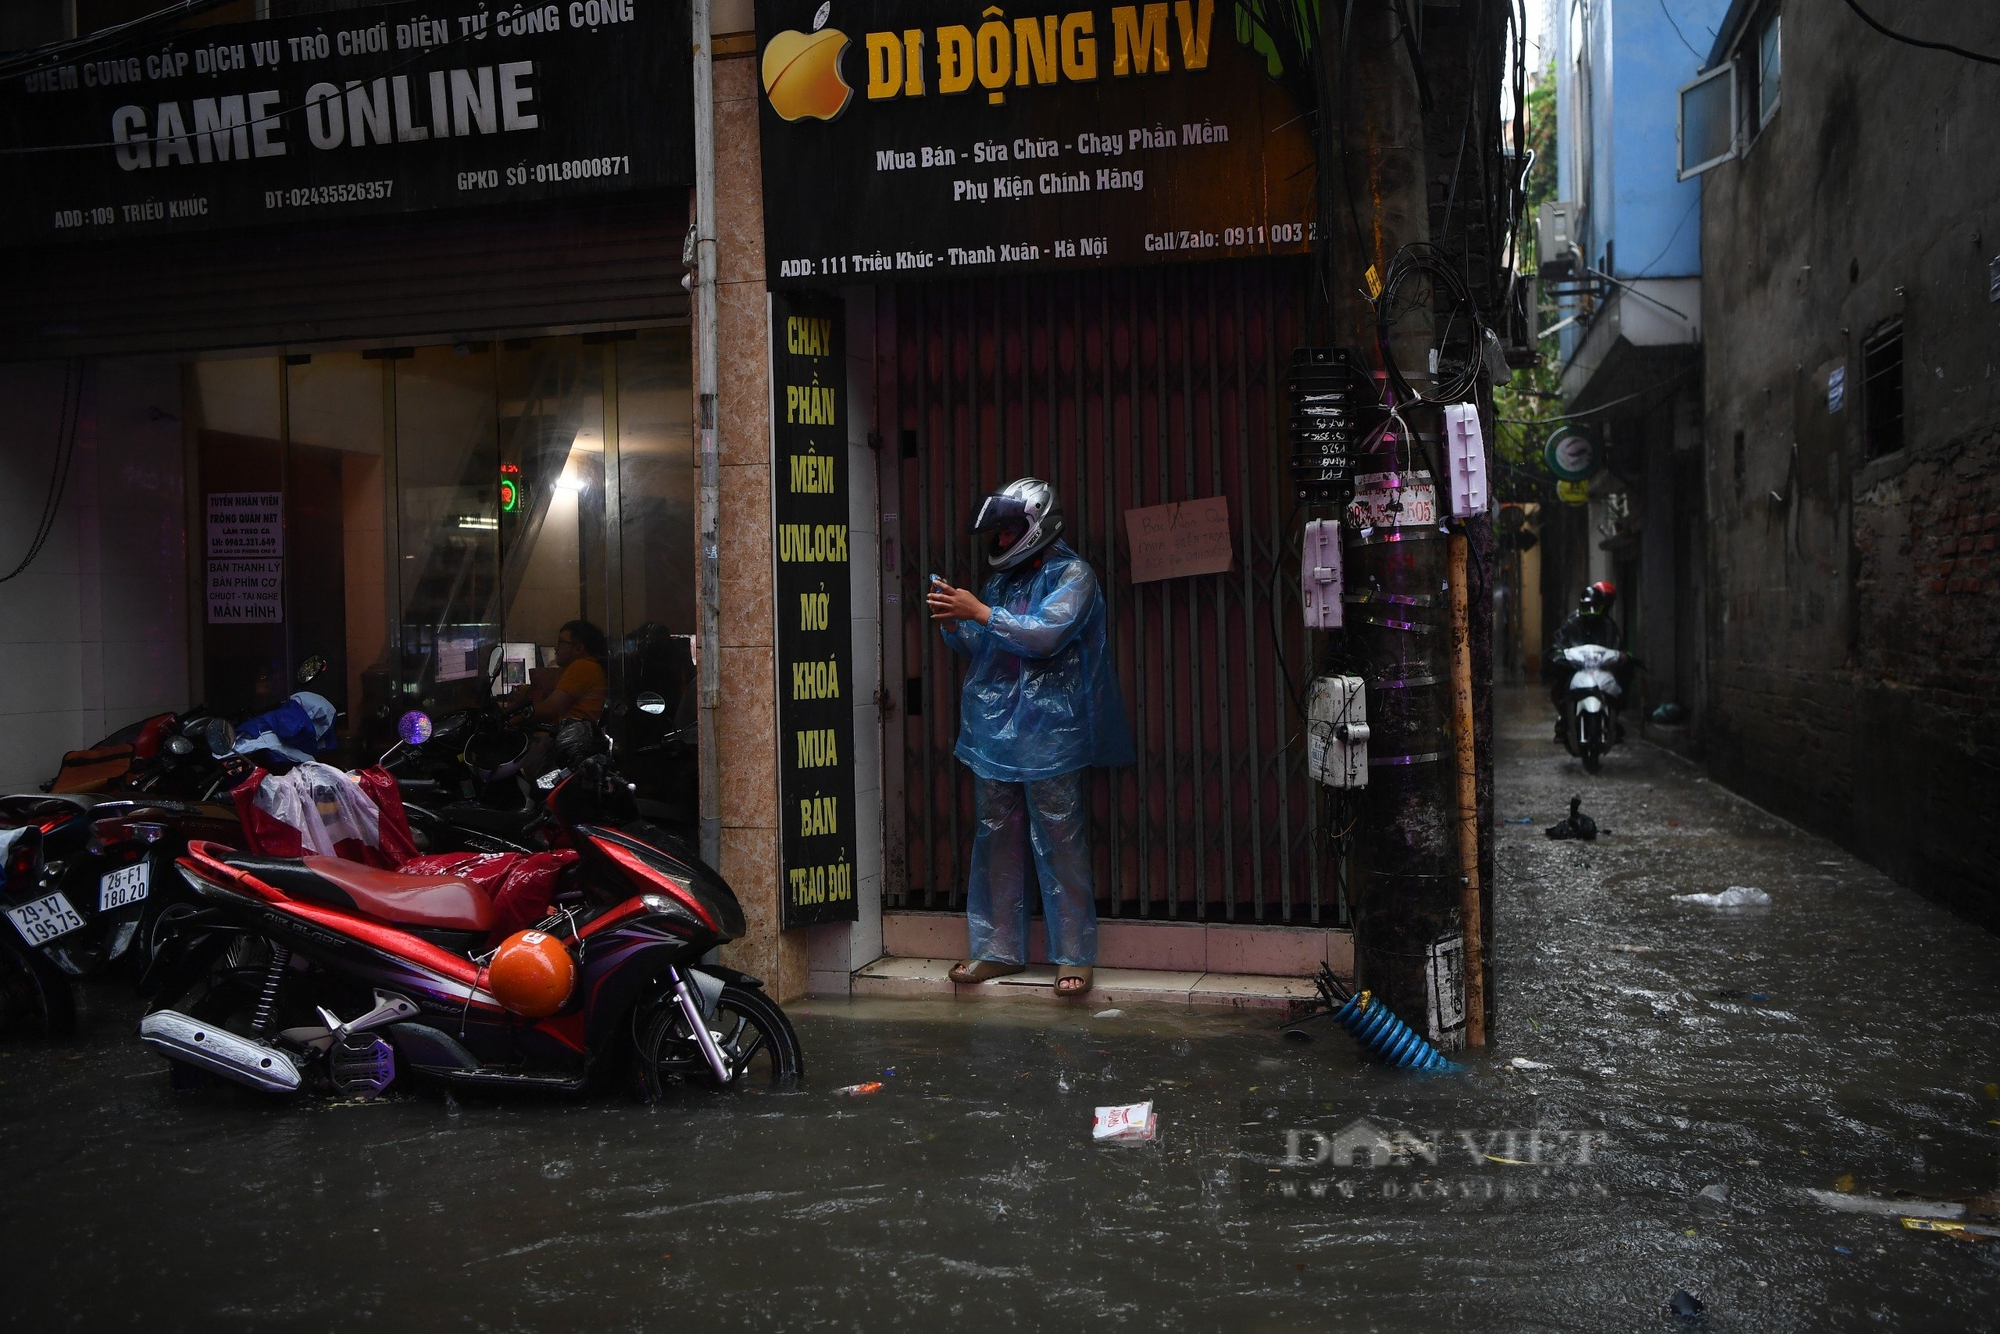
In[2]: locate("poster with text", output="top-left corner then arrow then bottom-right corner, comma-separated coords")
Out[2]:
754,0 -> 1315,285
773,289 -> 861,929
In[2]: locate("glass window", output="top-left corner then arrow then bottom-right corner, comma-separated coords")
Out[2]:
186,328 -> 693,760
1757,12 -> 1781,126
393,344 -> 502,716
615,328 -> 697,724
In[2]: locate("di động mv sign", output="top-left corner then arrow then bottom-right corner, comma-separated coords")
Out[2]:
753,0 -> 1314,285
771,290 -> 860,929
0,0 -> 690,245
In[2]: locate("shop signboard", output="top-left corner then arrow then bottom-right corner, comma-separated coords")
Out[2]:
771,290 -> 860,929
753,0 -> 1314,286
0,0 -> 691,246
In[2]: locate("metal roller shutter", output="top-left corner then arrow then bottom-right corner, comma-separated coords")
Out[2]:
1,197 -> 691,361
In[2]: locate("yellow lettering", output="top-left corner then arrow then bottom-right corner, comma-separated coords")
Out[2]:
1174,0 -> 1212,69
975,18 -> 1011,102
866,31 -> 902,99
1111,3 -> 1169,75
1015,15 -> 1057,84
1060,10 -> 1097,80
936,24 -> 973,94
903,29 -> 926,94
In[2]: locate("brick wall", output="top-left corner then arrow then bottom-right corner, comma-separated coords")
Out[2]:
1699,8 -> 2000,929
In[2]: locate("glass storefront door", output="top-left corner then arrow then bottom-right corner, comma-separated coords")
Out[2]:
188,328 -> 693,760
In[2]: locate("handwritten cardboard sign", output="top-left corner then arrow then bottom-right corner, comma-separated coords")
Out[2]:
1123,497 -> 1234,584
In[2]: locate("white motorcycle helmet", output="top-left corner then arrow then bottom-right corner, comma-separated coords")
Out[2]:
971,478 -> 1064,571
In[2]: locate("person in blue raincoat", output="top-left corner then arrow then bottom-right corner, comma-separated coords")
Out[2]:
926,478 -> 1133,998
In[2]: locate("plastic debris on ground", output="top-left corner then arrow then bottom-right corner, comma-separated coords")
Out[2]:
1805,1189 -> 1963,1219
1696,1183 -> 1731,1204
1902,1218 -> 2000,1240
834,1082 -> 883,1097
1544,796 -> 1598,841
1666,1289 -> 1704,1320
1509,1057 -> 1551,1071
1675,886 -> 1772,908
1093,1101 -> 1157,1143
1093,1009 -> 1123,1019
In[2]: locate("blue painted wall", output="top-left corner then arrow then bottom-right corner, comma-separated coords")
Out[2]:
1554,0 -> 1729,306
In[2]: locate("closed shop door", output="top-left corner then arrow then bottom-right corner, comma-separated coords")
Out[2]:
877,259 -> 1344,925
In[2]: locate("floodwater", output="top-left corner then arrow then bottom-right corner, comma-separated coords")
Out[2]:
2,689 -> 1997,1331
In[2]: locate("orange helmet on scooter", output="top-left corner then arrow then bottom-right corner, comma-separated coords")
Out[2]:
487,930 -> 575,1017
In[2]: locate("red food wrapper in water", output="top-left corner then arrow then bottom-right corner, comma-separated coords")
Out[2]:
1093,1101 -> 1156,1142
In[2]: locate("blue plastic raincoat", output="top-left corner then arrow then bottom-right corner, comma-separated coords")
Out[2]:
941,540 -> 1135,783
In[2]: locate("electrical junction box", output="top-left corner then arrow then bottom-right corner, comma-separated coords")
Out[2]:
1301,519 -> 1343,629
1443,404 -> 1488,519
1306,674 -> 1369,788
1536,201 -> 1577,277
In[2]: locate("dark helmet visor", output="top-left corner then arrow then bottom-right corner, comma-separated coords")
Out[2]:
970,493 -> 1030,535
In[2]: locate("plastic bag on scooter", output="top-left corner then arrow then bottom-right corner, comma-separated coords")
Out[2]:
232,763 -> 418,867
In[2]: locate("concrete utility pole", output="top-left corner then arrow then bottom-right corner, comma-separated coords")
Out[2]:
1338,0 -> 1472,1048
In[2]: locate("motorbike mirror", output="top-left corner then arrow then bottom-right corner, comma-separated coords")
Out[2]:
201,718 -> 237,758
166,735 -> 195,757
398,710 -> 435,746
636,691 -> 668,716
297,654 -> 329,685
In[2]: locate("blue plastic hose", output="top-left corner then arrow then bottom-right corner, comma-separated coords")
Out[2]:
1331,990 -> 1459,1071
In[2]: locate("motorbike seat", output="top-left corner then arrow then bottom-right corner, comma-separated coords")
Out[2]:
218,850 -> 494,933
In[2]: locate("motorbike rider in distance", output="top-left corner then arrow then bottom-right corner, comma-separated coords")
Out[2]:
1546,581 -> 1635,743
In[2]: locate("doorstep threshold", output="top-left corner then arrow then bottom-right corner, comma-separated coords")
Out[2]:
850,957 -> 1318,1010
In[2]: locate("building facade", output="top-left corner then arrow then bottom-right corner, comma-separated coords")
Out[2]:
1691,2 -> 2000,928
1545,0 -> 1726,742
1,0 -> 1518,1010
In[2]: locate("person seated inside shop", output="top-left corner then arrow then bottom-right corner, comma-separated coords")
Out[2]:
511,619 -> 608,722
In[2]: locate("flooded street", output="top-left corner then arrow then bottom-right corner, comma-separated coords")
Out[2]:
3,689 -> 1997,1332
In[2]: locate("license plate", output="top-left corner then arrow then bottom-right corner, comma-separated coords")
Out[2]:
6,892 -> 86,946
100,861 -> 151,911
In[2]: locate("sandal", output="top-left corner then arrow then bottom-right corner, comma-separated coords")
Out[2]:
1054,967 -> 1094,998
950,960 -> 1024,984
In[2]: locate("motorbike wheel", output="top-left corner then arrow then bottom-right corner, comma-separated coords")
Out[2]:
0,939 -> 76,1038
632,983 -> 804,1097
1580,711 -> 1604,773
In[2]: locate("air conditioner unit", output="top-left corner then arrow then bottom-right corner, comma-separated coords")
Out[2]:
1537,201 -> 1578,278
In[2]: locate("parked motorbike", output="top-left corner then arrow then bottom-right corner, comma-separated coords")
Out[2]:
1545,580 -> 1635,774
0,792 -> 241,982
0,660 -> 335,1004
138,750 -> 801,1099
0,823 -> 78,1035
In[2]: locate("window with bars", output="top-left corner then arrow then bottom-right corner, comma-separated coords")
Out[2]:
1862,321 -> 1904,459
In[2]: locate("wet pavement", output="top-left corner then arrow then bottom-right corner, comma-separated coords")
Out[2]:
4,687 -> 1999,1332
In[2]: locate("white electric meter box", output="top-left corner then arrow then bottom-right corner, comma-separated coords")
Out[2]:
1537,201 -> 1577,276
1301,519 -> 1344,629
1306,675 -> 1370,788
1442,404 -> 1489,518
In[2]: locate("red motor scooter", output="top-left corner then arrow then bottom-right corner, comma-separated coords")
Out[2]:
137,754 -> 801,1099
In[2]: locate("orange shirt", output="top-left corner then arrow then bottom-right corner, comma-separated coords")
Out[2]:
554,657 -> 607,721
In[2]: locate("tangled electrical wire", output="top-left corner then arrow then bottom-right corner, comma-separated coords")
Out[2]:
1373,242 -> 1486,407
